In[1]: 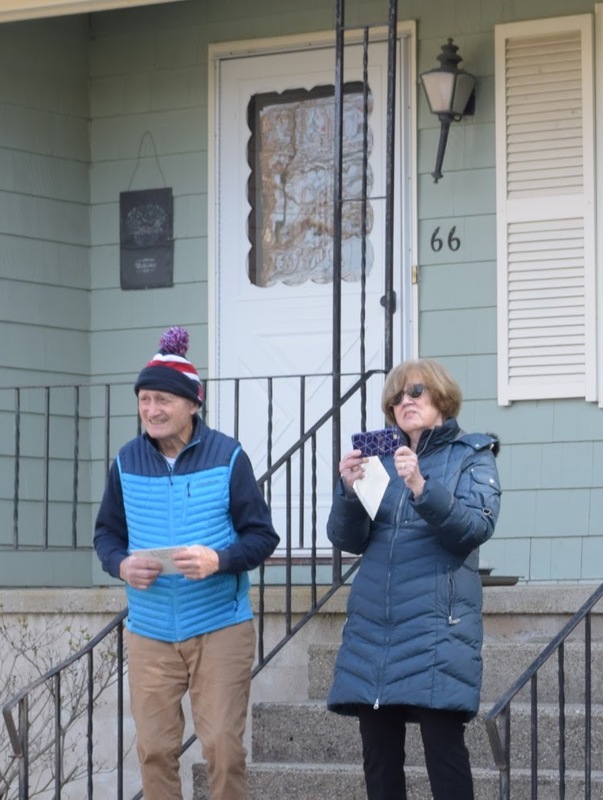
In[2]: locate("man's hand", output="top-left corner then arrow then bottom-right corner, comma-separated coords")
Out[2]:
171,545 -> 220,580
119,555 -> 162,589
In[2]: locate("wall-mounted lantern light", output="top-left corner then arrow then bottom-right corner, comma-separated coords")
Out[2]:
419,38 -> 476,183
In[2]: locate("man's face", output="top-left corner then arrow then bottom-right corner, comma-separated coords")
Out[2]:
137,390 -> 198,444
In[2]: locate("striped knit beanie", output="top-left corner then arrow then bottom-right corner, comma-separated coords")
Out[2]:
134,326 -> 203,406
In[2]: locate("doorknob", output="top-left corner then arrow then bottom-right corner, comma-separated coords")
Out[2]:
380,291 -> 397,314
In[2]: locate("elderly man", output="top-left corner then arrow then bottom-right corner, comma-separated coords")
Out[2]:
94,326 -> 279,800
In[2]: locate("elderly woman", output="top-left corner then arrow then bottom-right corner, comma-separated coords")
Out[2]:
327,358 -> 501,800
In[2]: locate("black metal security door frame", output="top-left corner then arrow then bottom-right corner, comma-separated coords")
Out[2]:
331,0 -> 398,578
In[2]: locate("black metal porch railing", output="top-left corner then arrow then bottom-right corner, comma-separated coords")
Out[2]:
1,369 -> 385,800
485,580 -> 603,800
0,369 -> 386,584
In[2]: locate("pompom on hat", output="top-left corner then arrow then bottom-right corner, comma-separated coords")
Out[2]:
134,326 -> 204,406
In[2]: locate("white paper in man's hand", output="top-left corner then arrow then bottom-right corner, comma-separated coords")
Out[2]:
131,546 -> 185,574
353,456 -> 390,520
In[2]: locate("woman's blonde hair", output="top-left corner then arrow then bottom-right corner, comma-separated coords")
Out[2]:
381,358 -> 463,426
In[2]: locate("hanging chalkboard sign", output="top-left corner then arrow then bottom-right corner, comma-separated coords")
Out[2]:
120,187 -> 174,289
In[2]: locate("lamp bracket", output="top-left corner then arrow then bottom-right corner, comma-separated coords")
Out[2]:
462,88 -> 476,117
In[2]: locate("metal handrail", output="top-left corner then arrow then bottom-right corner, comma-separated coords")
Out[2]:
257,369 -> 383,484
2,609 -> 128,799
3,611 -> 128,760
485,580 -> 603,799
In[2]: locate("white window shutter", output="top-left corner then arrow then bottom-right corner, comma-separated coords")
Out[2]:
495,15 -> 596,405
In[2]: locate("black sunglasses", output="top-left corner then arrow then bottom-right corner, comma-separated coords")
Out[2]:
390,383 -> 426,406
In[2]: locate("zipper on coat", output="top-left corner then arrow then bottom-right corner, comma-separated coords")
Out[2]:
447,568 -> 461,625
374,490 -> 406,709
234,574 -> 240,612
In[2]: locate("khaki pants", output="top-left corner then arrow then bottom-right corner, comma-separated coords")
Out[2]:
126,620 -> 256,800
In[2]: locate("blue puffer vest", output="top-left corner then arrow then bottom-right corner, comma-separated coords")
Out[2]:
118,428 -> 253,642
327,419 -> 501,720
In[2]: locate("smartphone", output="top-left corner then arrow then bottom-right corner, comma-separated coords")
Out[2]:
351,427 -> 402,457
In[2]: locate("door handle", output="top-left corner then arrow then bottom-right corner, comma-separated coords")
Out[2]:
380,291 -> 397,314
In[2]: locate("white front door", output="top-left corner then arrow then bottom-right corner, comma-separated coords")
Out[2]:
211,32 -> 413,551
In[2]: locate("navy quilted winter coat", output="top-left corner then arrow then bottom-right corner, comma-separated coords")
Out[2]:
327,418 -> 501,720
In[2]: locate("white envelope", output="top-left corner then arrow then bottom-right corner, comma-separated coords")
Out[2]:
353,456 -> 390,520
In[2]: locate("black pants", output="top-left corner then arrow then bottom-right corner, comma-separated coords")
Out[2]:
357,704 -> 474,800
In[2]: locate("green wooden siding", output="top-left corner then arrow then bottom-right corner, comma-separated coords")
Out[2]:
0,16 -> 90,387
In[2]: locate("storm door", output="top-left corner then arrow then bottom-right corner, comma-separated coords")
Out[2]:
211,33 -> 413,551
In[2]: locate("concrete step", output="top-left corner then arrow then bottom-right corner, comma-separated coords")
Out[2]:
192,762 -> 603,800
251,700 -> 603,772
307,641 -> 603,705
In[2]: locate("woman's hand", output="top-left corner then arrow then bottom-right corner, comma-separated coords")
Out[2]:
339,449 -> 368,492
394,445 -> 425,498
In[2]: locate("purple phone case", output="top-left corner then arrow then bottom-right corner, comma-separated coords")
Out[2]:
351,427 -> 401,457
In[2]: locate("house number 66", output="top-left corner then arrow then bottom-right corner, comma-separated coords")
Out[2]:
430,226 -> 461,252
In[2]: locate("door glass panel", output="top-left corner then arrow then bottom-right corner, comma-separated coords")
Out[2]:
246,82 -> 374,287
